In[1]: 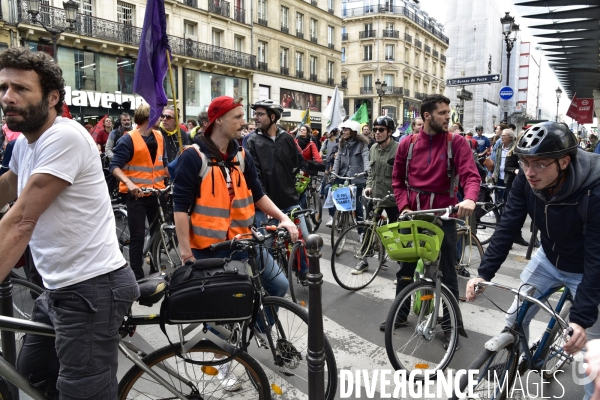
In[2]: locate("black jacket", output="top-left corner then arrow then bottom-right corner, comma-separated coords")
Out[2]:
160,127 -> 190,163
478,149 -> 600,329
245,127 -> 306,209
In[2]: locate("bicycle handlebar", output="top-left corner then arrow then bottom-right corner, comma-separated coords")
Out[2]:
331,171 -> 367,181
362,193 -> 394,203
400,206 -> 459,220
139,185 -> 172,195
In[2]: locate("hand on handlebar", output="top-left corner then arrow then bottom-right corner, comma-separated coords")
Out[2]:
126,182 -> 143,199
466,277 -> 487,302
278,216 -> 299,242
364,187 -> 372,197
456,199 -> 476,219
563,322 -> 586,354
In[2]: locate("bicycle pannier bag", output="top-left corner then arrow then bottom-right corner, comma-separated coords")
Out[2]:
160,258 -> 255,324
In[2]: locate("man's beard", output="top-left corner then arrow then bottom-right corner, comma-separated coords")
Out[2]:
3,97 -> 50,133
429,119 -> 446,134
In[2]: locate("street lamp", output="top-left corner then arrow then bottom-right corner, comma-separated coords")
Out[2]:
26,0 -> 79,62
555,87 -> 562,122
375,78 -> 388,117
500,12 -> 519,123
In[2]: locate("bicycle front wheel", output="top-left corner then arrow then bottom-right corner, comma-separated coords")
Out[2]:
385,281 -> 460,376
307,191 -> 322,233
452,346 -> 518,400
541,299 -> 572,379
331,223 -> 384,290
287,242 -> 308,306
331,210 -> 354,255
114,208 -> 130,261
118,340 -> 271,399
456,229 -> 484,279
476,206 -> 500,245
8,277 -> 44,353
256,296 -> 338,400
151,227 -> 180,274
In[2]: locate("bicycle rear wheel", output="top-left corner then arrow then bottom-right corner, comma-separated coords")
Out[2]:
151,227 -> 180,275
331,223 -> 384,290
118,340 -> 270,399
331,210 -> 354,256
287,242 -> 308,306
384,281 -> 460,376
256,296 -> 337,400
8,277 -> 44,353
306,191 -> 322,233
114,208 -> 130,261
541,299 -> 572,379
452,346 -> 518,400
456,229 -> 484,279
476,206 -> 500,245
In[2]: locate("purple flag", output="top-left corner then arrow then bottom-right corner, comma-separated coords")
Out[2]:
133,0 -> 170,128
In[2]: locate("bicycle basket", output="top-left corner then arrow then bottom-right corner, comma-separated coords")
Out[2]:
376,220 -> 444,262
295,173 -> 310,194
412,259 -> 434,316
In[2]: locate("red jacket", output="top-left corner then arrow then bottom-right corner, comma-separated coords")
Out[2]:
296,140 -> 322,162
392,130 -> 481,212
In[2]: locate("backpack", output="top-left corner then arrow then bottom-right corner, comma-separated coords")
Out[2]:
187,144 -> 246,198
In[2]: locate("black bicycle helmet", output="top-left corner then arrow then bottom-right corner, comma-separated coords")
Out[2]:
374,116 -> 395,132
251,99 -> 283,121
515,122 -> 578,159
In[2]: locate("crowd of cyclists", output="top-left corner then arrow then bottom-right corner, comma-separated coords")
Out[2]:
2,45 -> 600,399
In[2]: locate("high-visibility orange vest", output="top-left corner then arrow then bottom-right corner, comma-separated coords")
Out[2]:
190,150 -> 255,250
119,129 -> 166,193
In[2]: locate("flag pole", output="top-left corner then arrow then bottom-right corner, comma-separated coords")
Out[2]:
166,49 -> 183,153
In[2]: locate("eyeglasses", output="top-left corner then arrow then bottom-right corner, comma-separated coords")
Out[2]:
373,127 -> 387,133
254,111 -> 267,117
161,114 -> 174,120
518,159 -> 554,173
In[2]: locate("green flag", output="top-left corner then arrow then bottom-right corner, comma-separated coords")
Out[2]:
350,103 -> 369,124
298,108 -> 310,129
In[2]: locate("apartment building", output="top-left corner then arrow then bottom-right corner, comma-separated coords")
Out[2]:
341,0 -> 448,126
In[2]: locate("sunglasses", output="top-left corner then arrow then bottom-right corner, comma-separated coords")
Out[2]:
161,114 -> 174,120
372,127 -> 387,133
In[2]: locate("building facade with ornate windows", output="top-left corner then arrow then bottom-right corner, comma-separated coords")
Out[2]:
251,0 -> 342,132
341,0 -> 448,127
0,0 -> 254,124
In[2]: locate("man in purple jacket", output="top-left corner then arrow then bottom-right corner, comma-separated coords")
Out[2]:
382,94 -> 481,348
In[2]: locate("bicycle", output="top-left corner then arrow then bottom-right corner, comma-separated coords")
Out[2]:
330,193 -> 393,291
113,185 -> 180,275
455,214 -> 485,279
380,206 -> 468,377
207,228 -> 338,399
327,172 -> 367,253
475,183 -> 506,245
452,281 -> 573,400
0,274 -> 271,399
303,173 -> 325,233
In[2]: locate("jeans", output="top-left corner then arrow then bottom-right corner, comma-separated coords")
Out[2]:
255,205 -> 310,275
17,266 -> 139,400
126,195 -> 159,280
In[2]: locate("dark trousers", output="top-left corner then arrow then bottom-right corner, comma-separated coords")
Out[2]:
127,196 -> 159,280
365,202 -> 400,224
17,267 -> 139,399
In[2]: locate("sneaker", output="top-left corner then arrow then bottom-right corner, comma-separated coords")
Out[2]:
443,332 -> 460,350
379,318 -> 407,332
325,217 -> 333,227
217,362 -> 242,391
359,233 -> 365,243
351,260 -> 369,275
298,272 -> 308,286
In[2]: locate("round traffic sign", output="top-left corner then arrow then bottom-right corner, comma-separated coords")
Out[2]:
499,86 -> 514,101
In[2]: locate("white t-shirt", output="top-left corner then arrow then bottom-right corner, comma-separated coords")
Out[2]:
10,117 -> 125,289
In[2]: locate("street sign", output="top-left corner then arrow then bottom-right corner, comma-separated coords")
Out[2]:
499,87 -> 514,101
445,74 -> 502,87
457,88 -> 473,101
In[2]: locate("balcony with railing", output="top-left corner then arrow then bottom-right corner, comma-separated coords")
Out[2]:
310,36 -> 318,44
296,30 -> 304,39
414,92 -> 428,100
327,77 -> 334,85
341,5 -> 449,44
296,70 -> 304,79
174,37 -> 256,68
433,50 -> 439,58
359,30 -> 376,39
404,33 -> 412,43
258,62 -> 268,71
441,54 -> 446,62
384,86 -> 404,95
280,67 -> 289,76
280,25 -> 289,34
257,18 -> 268,26
183,0 -> 198,7
342,33 -> 348,41
382,29 -> 399,38
311,0 -> 317,5
360,87 -> 373,94
328,43 -> 334,49
404,88 -> 410,97
310,73 -> 318,82
341,78 -> 347,88
424,45 -> 431,53
208,0 -> 230,18
328,8 -> 334,14
234,7 -> 246,23
415,39 -> 422,49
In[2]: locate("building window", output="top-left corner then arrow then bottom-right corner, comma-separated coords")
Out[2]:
258,0 -> 267,20
117,1 -> 135,24
341,47 -> 346,63
310,18 -> 317,39
414,52 -> 419,68
310,56 -> 317,75
364,23 -> 373,33
212,30 -> 222,47
184,70 -> 248,121
296,13 -> 304,33
328,0 -> 333,11
184,21 -> 197,36
328,61 -> 334,80
281,6 -> 288,28
385,44 -> 394,61
234,35 -> 244,52
280,48 -> 289,68
296,52 -> 304,72
404,77 -> 408,90
405,48 -> 409,64
363,45 -> 372,61
258,41 -> 267,63
327,26 -> 334,46
384,74 -> 394,88
363,74 -> 372,89
424,57 -> 429,71
386,22 -> 394,30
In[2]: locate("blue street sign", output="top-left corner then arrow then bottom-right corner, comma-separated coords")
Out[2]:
499,87 -> 514,100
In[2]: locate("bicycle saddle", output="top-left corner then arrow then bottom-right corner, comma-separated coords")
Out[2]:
137,275 -> 167,307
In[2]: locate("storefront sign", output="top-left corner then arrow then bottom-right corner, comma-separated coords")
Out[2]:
64,86 -> 146,109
